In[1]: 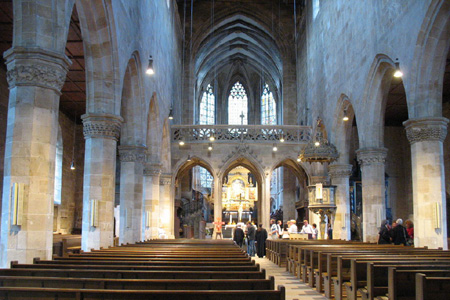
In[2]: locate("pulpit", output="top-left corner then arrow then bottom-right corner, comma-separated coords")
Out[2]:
308,184 -> 337,239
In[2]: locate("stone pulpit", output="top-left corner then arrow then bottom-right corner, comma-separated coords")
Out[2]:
308,184 -> 337,239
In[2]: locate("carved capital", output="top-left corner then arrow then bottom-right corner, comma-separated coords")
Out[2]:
328,164 -> 353,179
356,147 -> 388,167
4,47 -> 71,93
118,145 -> 147,163
403,117 -> 449,144
143,163 -> 163,177
82,113 -> 124,141
160,174 -> 172,185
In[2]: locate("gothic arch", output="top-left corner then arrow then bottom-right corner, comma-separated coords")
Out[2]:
146,92 -> 161,161
269,158 -> 310,184
75,0 -> 120,114
120,52 -> 145,145
359,54 -> 399,147
219,155 -> 264,185
331,94 -> 357,163
173,156 -> 216,182
408,0 -> 450,118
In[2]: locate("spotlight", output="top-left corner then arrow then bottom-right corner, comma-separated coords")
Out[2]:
208,143 -> 213,151
168,106 -> 173,120
70,160 -> 75,170
146,56 -> 155,75
314,141 -> 320,147
179,140 -> 185,146
280,135 -> 285,143
273,144 -> 278,152
187,155 -> 192,162
209,135 -> 215,142
393,58 -> 403,78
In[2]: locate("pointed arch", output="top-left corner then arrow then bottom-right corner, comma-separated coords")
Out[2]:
146,92 -> 161,161
219,155 -> 264,186
173,156 -> 216,182
120,52 -> 145,145
359,54 -> 398,147
269,158 -> 310,184
409,0 -> 450,118
76,0 -> 120,114
331,94 -> 357,163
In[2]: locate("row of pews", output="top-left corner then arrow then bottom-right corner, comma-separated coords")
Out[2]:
266,239 -> 450,300
0,239 -> 285,299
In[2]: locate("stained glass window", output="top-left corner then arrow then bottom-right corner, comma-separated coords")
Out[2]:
261,83 -> 276,125
194,166 -> 213,189
228,81 -> 248,125
200,84 -> 215,125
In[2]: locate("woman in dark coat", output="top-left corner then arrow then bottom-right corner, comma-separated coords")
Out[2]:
255,224 -> 268,258
378,219 -> 391,244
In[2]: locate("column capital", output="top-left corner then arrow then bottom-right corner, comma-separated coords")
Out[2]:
328,163 -> 353,178
160,173 -> 172,185
4,47 -> 71,93
403,117 -> 449,144
118,145 -> 147,163
356,147 -> 388,167
82,113 -> 124,141
310,176 -> 328,185
143,163 -> 163,177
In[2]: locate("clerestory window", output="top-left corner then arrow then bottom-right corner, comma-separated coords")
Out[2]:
261,83 -> 276,125
200,84 -> 215,125
228,81 -> 248,125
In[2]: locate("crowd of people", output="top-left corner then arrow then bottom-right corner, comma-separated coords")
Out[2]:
378,218 -> 414,246
232,221 -> 268,258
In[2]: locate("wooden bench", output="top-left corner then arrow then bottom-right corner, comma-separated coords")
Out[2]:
0,286 -> 286,300
415,273 -> 450,300
62,235 -> 81,257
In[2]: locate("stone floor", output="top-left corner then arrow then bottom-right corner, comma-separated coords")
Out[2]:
253,256 -> 329,300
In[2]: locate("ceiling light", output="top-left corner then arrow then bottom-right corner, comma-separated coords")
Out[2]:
209,135 -> 215,142
280,135 -> 285,143
187,155 -> 191,162
168,106 -> 173,120
314,141 -> 320,147
393,58 -> 403,78
179,140 -> 185,146
343,110 -> 349,121
208,143 -> 213,151
146,56 -> 155,75
70,160 -> 75,170
273,144 -> 278,152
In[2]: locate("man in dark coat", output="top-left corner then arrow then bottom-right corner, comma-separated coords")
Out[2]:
233,224 -> 244,248
255,224 -> 268,258
246,222 -> 256,256
378,219 -> 391,244
391,218 -> 409,245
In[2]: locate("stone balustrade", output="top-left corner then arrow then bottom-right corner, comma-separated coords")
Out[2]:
171,125 -> 312,144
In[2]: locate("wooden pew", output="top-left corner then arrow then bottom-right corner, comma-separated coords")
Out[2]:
384,268 -> 450,300
62,235 -> 81,257
415,273 -> 450,300
0,286 -> 287,300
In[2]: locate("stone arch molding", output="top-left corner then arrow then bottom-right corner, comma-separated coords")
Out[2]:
359,54 -> 398,148
331,94 -> 356,163
172,156 -> 216,183
146,92 -> 161,162
218,150 -> 265,184
409,0 -> 450,118
269,157 -> 311,184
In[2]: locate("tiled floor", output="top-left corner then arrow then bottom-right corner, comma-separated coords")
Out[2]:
253,257 -> 329,300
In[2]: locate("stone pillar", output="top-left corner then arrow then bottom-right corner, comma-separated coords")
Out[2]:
356,147 -> 388,243
213,176 -> 222,238
262,173 -> 271,231
329,164 -> 353,240
404,117 -> 448,249
81,113 -> 123,251
159,174 -> 173,238
118,145 -> 145,244
142,163 -> 161,240
0,47 -> 69,266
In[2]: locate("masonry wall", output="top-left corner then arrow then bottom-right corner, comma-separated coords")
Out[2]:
0,67 -> 7,213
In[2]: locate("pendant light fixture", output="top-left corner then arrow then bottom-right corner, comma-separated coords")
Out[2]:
146,56 -> 155,75
70,116 -> 76,170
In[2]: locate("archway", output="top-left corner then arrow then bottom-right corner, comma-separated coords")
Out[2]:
174,157 -> 215,239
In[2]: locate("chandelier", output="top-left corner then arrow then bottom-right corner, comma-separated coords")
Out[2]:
298,119 -> 339,164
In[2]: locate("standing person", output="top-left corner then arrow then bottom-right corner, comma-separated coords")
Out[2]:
300,219 -> 314,239
233,224 -> 244,248
277,220 -> 283,238
327,223 -> 333,239
269,219 -> 279,239
405,219 -> 414,246
391,218 -> 409,245
255,224 -> 268,258
288,219 -> 298,234
378,220 -> 391,244
312,223 -> 319,239
246,221 -> 256,256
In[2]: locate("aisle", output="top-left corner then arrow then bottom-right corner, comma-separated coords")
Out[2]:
253,257 -> 329,300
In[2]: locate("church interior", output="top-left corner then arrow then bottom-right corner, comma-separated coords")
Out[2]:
0,0 -> 449,282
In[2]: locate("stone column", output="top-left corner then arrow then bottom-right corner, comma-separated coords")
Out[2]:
404,117 -> 448,249
142,163 -> 161,240
118,145 -> 145,244
356,147 -> 388,243
213,176 -> 222,238
262,173 -> 271,231
159,174 -> 173,238
329,164 -> 353,240
81,113 -> 123,251
0,47 -> 69,266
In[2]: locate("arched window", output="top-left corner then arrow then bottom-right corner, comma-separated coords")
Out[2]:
200,84 -> 215,125
261,83 -> 276,125
228,81 -> 248,125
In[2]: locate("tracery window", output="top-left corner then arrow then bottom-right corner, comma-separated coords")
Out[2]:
200,84 -> 215,125
228,81 -> 248,125
261,83 -> 276,125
